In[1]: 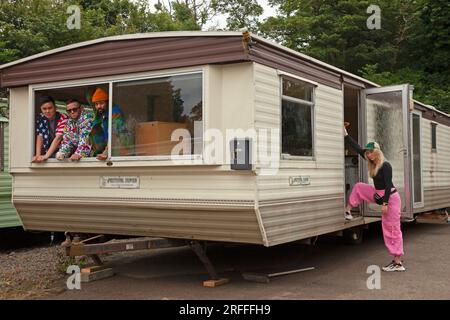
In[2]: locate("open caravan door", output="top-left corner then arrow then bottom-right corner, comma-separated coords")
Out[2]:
361,84 -> 414,219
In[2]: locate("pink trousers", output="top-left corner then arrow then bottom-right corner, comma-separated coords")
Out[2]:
348,182 -> 404,257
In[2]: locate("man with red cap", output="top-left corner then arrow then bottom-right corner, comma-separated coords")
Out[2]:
89,87 -> 126,160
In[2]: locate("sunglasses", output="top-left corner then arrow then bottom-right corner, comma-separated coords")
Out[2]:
66,107 -> 80,114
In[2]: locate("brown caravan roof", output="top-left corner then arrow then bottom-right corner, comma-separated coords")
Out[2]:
0,31 -> 375,90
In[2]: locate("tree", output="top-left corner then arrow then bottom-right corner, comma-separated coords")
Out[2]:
212,0 -> 263,31
0,0 -> 203,67
260,0 -> 418,74
154,0 -> 214,30
260,0 -> 449,112
360,0 -> 450,112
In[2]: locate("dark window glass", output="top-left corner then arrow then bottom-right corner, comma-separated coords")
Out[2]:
282,77 -> 313,102
431,123 -> 437,151
112,73 -> 203,157
282,100 -> 312,157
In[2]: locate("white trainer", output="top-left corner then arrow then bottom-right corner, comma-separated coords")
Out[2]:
345,211 -> 353,221
382,261 -> 406,272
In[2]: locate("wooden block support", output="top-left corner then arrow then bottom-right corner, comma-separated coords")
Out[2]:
415,211 -> 449,224
203,278 -> 230,288
80,268 -> 114,283
81,265 -> 108,273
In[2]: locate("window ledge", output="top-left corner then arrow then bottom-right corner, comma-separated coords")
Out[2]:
281,154 -> 315,161
29,157 -> 223,168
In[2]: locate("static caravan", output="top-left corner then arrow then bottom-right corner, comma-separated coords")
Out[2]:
0,99 -> 20,228
0,32 -> 449,249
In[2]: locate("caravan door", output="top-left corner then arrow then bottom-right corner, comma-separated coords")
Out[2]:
361,84 -> 414,219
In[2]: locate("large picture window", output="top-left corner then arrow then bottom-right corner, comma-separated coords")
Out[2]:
281,76 -> 315,158
112,72 -> 203,157
32,71 -> 203,162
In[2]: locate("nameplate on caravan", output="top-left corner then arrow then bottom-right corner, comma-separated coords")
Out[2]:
100,176 -> 140,189
289,176 -> 311,186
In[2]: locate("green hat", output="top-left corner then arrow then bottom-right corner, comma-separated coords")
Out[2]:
365,141 -> 380,151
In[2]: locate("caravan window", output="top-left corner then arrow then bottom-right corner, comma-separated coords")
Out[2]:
32,71 -> 203,162
111,72 -> 203,158
33,86 -> 101,161
281,77 -> 315,157
0,122 -> 5,172
431,123 -> 437,152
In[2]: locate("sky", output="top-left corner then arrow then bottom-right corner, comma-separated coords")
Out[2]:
144,0 -> 279,30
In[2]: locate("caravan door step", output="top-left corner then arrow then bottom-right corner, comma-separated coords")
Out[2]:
415,211 -> 449,224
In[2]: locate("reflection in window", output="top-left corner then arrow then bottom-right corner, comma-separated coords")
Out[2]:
281,77 -> 314,157
112,73 -> 203,157
431,123 -> 437,151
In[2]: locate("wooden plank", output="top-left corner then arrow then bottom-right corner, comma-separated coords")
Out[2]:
416,211 -> 449,224
268,267 -> 315,277
81,265 -> 108,273
242,267 -> 315,283
203,278 -> 230,288
80,268 -> 114,283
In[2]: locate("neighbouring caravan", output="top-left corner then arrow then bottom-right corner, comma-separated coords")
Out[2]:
0,32 -> 448,248
0,98 -> 20,228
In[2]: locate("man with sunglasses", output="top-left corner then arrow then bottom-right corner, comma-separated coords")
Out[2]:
56,99 -> 94,161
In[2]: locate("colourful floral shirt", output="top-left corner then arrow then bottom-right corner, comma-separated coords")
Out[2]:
58,108 -> 94,158
36,111 -> 68,155
89,105 -> 126,156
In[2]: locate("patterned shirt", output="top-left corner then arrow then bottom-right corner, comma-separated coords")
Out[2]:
89,105 -> 126,156
36,111 -> 68,155
58,108 -> 94,158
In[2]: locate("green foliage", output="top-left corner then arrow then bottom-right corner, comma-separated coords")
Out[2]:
212,0 -> 263,31
0,0 -> 203,65
260,0 -> 449,112
0,0 -> 447,112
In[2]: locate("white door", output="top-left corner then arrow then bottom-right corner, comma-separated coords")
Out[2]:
360,84 -> 414,219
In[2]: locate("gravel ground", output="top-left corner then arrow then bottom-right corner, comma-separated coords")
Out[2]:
0,230 -> 151,300
0,245 -> 67,299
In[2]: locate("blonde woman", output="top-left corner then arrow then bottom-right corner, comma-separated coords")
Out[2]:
344,124 -> 405,272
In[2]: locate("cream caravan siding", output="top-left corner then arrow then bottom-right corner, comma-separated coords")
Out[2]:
9,87 -> 31,170
10,64 -> 264,244
253,63 -> 345,246
13,169 -> 262,244
415,118 -> 450,213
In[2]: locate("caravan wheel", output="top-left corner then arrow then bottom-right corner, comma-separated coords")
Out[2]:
343,227 -> 364,245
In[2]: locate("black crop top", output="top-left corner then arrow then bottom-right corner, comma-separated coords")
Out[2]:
345,135 -> 395,204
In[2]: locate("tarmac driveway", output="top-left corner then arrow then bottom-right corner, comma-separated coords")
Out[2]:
48,222 -> 449,300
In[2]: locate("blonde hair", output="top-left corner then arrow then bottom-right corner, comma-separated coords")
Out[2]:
365,149 -> 385,177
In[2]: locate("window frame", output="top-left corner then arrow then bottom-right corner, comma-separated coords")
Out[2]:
29,69 -> 205,164
431,122 -> 437,153
0,122 -> 4,172
279,75 -> 317,161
